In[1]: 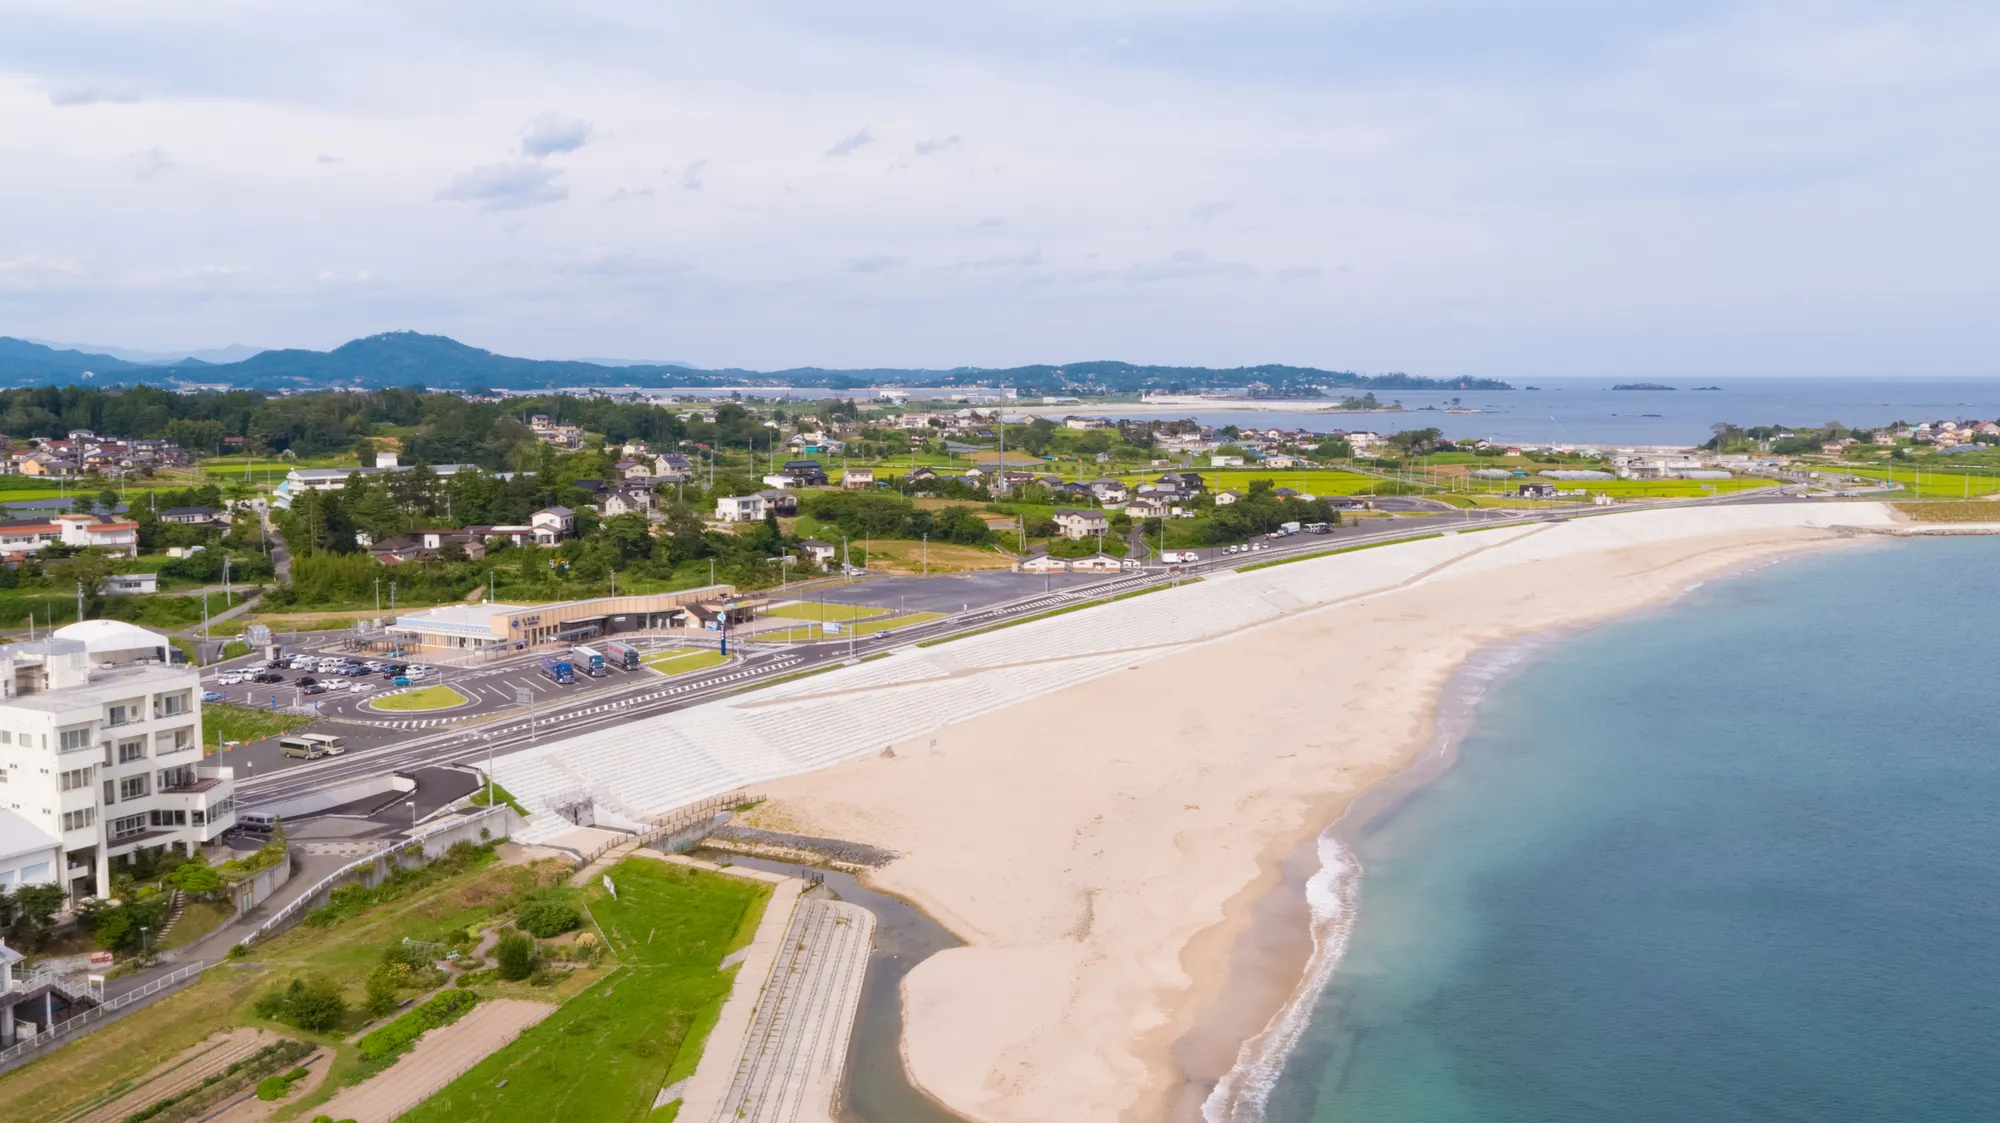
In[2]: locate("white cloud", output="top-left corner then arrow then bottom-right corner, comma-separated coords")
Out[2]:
824,128 -> 874,157
435,163 -> 568,210
521,113 -> 592,158
0,2 -> 1995,374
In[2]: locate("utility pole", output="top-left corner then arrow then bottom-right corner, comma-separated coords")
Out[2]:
375,576 -> 381,615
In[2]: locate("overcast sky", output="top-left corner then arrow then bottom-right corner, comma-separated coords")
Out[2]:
2,1 -> 1997,376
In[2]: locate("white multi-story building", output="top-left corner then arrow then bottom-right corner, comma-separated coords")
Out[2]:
0,621 -> 235,901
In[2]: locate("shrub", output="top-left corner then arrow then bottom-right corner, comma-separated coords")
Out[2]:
364,972 -> 400,1018
254,976 -> 347,1032
495,932 -> 536,981
516,897 -> 582,938
256,1075 -> 290,1101
357,989 -> 480,1063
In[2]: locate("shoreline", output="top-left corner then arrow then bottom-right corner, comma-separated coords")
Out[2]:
1168,541 -> 1875,1123
551,506 -> 1905,1123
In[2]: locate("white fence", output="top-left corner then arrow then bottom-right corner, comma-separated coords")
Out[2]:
0,961 -> 206,1073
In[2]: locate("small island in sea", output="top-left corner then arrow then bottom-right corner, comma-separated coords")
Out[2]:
1693,385 -> 1722,391
1611,382 -> 1676,390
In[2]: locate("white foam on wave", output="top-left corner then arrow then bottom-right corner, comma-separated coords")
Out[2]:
1200,825 -> 1361,1123
1201,639 -> 1542,1123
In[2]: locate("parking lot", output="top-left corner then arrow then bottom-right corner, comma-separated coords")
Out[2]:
199,632 -> 728,728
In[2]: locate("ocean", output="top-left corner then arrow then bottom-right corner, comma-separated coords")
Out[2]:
1243,536 -> 2000,1122
1065,375 -> 2000,447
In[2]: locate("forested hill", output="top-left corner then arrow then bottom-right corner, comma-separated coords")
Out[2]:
0,331 -> 1511,393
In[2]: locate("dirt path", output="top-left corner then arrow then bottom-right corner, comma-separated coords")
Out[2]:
201,1048 -> 334,1123
312,999 -> 555,1123
68,1028 -> 277,1123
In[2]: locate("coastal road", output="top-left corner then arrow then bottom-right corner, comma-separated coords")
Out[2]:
234,487 -> 1814,813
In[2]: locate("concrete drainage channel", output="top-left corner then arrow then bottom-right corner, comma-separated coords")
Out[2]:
694,853 -> 971,1123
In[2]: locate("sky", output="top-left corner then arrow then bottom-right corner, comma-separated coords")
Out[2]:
2,0 -> 1998,377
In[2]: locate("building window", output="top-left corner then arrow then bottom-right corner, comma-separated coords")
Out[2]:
157,765 -> 195,790
157,692 -> 190,717
149,809 -> 187,827
119,774 -> 149,801
103,778 -> 116,804
107,703 -> 137,726
60,766 -> 93,791
61,807 -> 96,831
110,813 -> 147,840
58,726 -> 93,753
0,731 -> 10,744
119,740 -> 147,763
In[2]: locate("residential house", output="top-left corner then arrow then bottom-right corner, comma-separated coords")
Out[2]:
1052,508 -> 1110,539
781,460 -> 829,486
600,489 -> 655,518
1156,471 -> 1206,492
757,490 -> 800,517
1064,417 -> 1111,430
1215,489 -> 1243,506
842,467 -> 875,489
1210,454 -> 1246,467
1086,479 -> 1129,504
616,459 -> 654,481
531,507 -> 574,544
1520,483 -> 1558,498
56,514 -> 138,556
762,473 -> 800,490
715,495 -> 766,523
1013,551 -> 1068,574
1264,454 -> 1301,469
159,506 -> 225,526
800,539 -> 837,567
1126,497 -> 1171,520
905,466 -> 940,483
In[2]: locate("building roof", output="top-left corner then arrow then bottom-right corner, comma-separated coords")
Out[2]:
536,506 -> 574,517
51,619 -> 171,656
161,506 -> 221,517
1054,508 -> 1107,519
0,808 -> 62,864
394,603 -> 526,631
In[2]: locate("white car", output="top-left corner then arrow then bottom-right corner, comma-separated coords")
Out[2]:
350,682 -> 374,692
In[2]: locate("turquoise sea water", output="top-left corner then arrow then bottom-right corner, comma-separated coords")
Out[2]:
1260,537 -> 2000,1122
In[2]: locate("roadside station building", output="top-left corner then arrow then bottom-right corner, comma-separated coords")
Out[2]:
385,587 -> 742,651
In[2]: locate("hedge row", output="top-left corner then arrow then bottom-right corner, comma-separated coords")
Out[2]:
357,988 -> 479,1063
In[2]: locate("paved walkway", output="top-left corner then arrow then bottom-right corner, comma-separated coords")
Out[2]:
312,998 -> 554,1123
708,898 -> 876,1123
661,854 -> 803,1123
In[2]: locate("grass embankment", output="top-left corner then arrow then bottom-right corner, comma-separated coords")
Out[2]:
642,649 -> 730,676
0,845 -> 564,1123
370,685 -> 471,712
399,857 -> 770,1123
917,583 -> 1175,648
1237,533 -> 1446,573
469,781 -> 527,814
1893,501 -> 2000,522
203,702 -> 315,751
759,611 -> 944,643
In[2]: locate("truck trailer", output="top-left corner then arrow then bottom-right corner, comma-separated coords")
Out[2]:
540,656 -> 575,685
603,640 -> 641,670
570,645 -> 607,676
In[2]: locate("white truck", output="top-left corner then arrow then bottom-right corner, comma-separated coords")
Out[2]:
1161,550 -> 1201,563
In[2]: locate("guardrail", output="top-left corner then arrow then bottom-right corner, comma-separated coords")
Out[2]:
575,791 -> 755,865
0,961 -> 206,1073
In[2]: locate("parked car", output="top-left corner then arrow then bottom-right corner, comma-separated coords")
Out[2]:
391,676 -> 411,687
296,676 -> 317,686
350,682 -> 375,692
302,684 -> 327,696
253,672 -> 285,684
201,691 -> 225,702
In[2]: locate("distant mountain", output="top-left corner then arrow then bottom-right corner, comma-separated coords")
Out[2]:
0,331 -> 1513,393
23,339 -> 267,365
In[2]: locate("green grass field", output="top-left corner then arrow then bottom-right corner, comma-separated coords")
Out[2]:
0,845 -> 559,1123
369,685 -> 470,712
642,648 -> 730,676
763,601 -> 891,623
203,702 -> 315,751
759,610 -> 944,643
1834,465 -> 2000,498
399,858 -> 769,1123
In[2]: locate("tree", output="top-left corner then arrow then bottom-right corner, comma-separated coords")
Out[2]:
168,858 -> 226,899
48,550 -> 118,598
495,932 -> 537,980
254,976 -> 347,1031
95,488 -> 120,514
5,883 -> 64,949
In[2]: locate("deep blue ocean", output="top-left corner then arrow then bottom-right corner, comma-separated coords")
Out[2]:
1260,537 -> 2000,1123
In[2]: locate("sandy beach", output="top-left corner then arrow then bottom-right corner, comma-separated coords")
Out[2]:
752,511 -> 1895,1122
